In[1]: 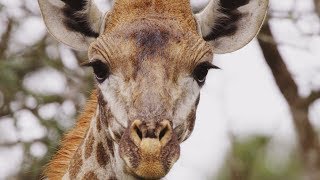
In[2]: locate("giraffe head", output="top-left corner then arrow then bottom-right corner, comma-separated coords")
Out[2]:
39,0 -> 268,178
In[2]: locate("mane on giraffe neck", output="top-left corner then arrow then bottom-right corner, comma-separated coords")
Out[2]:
44,90 -> 99,179
44,90 -> 137,180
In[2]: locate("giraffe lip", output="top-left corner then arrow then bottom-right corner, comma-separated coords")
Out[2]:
124,163 -> 167,180
125,162 -> 167,180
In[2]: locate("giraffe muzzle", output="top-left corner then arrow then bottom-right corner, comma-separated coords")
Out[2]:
119,119 -> 180,179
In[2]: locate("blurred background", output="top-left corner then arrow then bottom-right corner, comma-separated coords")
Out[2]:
0,0 -> 320,179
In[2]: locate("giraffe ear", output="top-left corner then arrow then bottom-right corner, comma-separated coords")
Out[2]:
195,0 -> 269,54
38,0 -> 105,51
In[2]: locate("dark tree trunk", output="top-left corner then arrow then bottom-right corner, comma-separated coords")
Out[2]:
258,21 -> 320,180
315,0 -> 320,18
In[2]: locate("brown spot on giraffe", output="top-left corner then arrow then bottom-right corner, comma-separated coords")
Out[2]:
96,142 -> 110,167
107,137 -> 115,157
108,176 -> 118,180
133,25 -> 170,61
85,131 -> 95,159
98,91 -> 109,128
69,148 -> 83,179
187,108 -> 196,131
96,113 -> 102,132
82,171 -> 98,180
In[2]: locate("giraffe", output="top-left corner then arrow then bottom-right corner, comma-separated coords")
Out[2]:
38,0 -> 269,179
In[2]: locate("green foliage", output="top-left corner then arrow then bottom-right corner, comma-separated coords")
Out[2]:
218,136 -> 302,180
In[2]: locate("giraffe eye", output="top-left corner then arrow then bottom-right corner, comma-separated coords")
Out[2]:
83,59 -> 110,83
192,62 -> 219,86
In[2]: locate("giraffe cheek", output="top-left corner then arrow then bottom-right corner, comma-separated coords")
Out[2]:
175,107 -> 196,143
119,128 -> 141,169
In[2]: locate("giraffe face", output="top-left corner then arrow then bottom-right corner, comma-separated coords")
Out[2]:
87,19 -> 214,178
39,0 -> 269,178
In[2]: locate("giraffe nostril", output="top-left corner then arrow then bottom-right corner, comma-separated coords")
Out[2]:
159,126 -> 168,141
135,125 -> 143,140
130,120 -> 144,146
158,120 -> 172,146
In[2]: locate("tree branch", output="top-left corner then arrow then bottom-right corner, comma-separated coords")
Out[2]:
304,90 -> 320,106
0,19 -> 13,58
315,0 -> 320,18
257,21 -> 299,105
258,33 -> 309,50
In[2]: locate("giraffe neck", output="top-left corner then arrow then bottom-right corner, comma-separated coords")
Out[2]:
63,100 -> 136,180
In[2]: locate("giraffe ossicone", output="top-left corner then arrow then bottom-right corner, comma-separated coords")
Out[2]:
38,0 -> 269,179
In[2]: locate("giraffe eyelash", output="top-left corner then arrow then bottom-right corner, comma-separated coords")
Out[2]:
82,59 -> 110,83
192,62 -> 220,86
